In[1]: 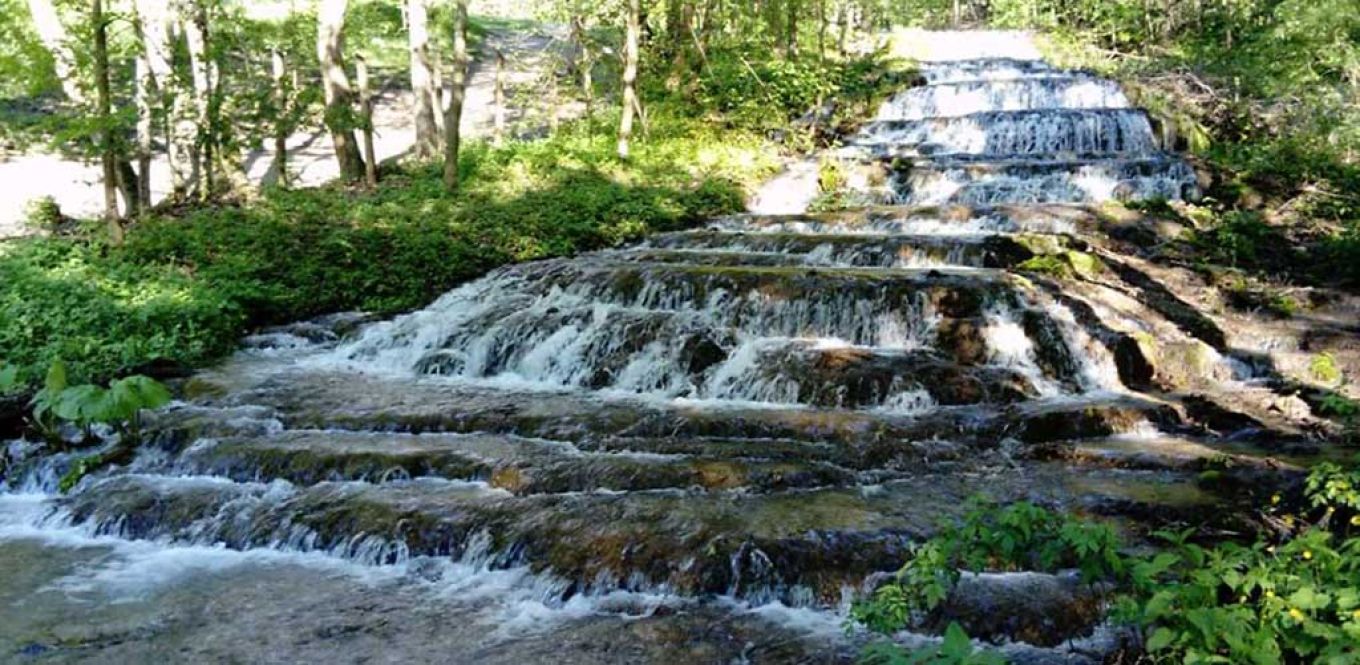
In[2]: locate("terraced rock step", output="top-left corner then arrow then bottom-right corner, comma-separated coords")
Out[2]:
854,109 -> 1160,157
888,156 -> 1199,205
636,231 -> 1033,268
879,75 -> 1130,120
3,36 -> 1304,665
57,461 -> 1216,604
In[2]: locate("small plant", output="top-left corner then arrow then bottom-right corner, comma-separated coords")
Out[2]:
0,363 -> 18,395
29,360 -> 172,443
818,157 -> 847,194
860,623 -> 1005,665
1311,352 -> 1344,386
21,196 -> 63,232
850,499 -> 1126,636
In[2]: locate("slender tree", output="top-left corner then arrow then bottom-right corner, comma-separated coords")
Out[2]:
407,0 -> 440,159
271,49 -> 291,187
618,0 -> 640,160
493,49 -> 506,147
91,0 -> 121,238
442,0 -> 468,192
317,0 -> 366,182
356,54 -> 378,186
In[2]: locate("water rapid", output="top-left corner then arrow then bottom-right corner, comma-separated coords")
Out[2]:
1,32 -> 1286,664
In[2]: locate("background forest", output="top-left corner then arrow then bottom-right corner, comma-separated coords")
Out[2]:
1,2 -> 1360,664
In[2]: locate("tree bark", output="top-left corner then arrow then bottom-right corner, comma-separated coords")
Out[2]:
572,15 -> 594,111
271,49 -> 290,187
91,0 -> 122,240
618,0 -> 641,160
356,55 -> 378,186
181,4 -> 214,198
442,0 -> 468,192
317,0 -> 366,182
493,49 -> 506,147
134,52 -> 153,215
406,0 -> 440,159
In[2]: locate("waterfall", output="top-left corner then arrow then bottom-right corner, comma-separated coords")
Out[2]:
2,31 -> 1227,662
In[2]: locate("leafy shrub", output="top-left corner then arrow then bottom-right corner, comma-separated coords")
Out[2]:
21,195 -> 62,232
1191,211 -> 1279,269
0,107 -> 778,388
860,623 -> 1005,665
29,360 -> 171,441
1311,353 -> 1345,386
850,499 -> 1125,635
852,462 -> 1360,663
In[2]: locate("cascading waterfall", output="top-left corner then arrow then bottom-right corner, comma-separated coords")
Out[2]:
2,31 -> 1229,663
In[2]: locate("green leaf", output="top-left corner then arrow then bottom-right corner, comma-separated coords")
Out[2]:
940,622 -> 972,659
1146,627 -> 1177,652
0,364 -> 17,394
44,359 -> 68,394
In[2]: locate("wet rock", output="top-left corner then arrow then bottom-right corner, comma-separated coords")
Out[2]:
930,571 -> 1106,647
0,394 -> 26,439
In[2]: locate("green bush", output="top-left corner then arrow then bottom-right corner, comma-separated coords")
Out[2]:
849,499 -> 1125,635
0,107 -> 777,387
850,462 -> 1360,664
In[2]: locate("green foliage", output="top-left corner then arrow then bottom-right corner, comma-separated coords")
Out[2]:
852,466 -> 1360,663
1191,211 -> 1280,269
0,108 -> 775,387
58,453 -> 101,494
0,239 -> 244,387
0,363 -> 18,395
860,624 -> 1005,665
21,196 -> 62,232
1311,353 -> 1345,386
850,499 -> 1125,636
1016,250 -> 1103,280
28,360 -> 171,438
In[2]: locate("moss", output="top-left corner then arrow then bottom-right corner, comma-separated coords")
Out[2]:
1016,250 -> 1105,281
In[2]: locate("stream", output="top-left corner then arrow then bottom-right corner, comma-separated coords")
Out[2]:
0,31 -> 1317,664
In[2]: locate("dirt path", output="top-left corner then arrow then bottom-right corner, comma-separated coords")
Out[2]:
0,25 -> 576,239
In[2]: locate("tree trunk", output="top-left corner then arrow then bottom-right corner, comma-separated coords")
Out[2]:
442,0 -> 468,192
785,0 -> 798,58
493,50 -> 506,147
573,16 -> 594,111
356,55 -> 378,186
25,0 -> 85,104
407,0 -> 440,160
272,49 -> 290,187
134,53 -> 153,215
618,0 -> 640,160
182,5 -> 214,198
134,0 -> 188,200
317,0 -> 366,182
432,52 -> 446,136
92,0 -> 122,240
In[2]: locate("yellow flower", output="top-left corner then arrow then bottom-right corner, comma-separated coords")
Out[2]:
1266,590 -> 1276,598
1350,515 -> 1360,526
1353,609 -> 1360,620
1289,608 -> 1305,621
1303,550 -> 1313,560
1271,494 -> 1282,505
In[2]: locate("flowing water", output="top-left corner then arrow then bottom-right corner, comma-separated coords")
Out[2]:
0,33 -> 1299,664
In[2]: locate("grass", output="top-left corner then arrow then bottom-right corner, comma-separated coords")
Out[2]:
0,107 -> 779,386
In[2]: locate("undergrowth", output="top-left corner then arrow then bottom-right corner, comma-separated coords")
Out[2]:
0,107 -> 779,386
851,463 -> 1360,664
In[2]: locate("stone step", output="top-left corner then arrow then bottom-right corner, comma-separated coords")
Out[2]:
852,109 -> 1159,157
160,430 -> 859,495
